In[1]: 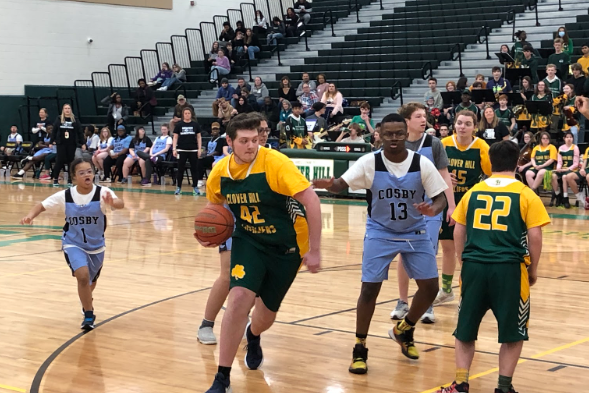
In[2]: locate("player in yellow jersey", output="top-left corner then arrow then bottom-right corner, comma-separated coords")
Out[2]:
197,115 -> 272,346
199,113 -> 322,393
435,112 -> 492,306
437,141 -> 550,393
564,143 -> 589,208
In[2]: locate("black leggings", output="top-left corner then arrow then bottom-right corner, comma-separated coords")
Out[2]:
196,155 -> 215,181
53,144 -> 77,181
177,151 -> 199,188
103,154 -> 126,181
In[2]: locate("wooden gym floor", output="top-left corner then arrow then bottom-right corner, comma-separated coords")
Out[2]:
0,180 -> 588,393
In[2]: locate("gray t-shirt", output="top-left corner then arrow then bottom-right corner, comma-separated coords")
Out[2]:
404,134 -> 449,170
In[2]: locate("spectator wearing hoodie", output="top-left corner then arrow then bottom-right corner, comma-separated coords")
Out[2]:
251,76 -> 269,107
158,64 -> 187,91
260,96 -> 280,130
294,0 -> 312,25
423,78 -> 443,110
210,50 -> 231,83
267,17 -> 286,46
219,22 -> 235,44
150,63 -> 173,87
213,79 -> 235,117
231,77 -> 252,107
486,66 -> 513,95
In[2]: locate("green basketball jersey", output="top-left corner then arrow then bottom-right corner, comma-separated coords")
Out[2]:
532,145 -> 557,169
207,148 -> 310,257
442,136 -> 492,203
559,145 -> 576,170
458,180 -> 530,264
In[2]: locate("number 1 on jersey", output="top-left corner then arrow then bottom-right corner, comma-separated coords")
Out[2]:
81,228 -> 88,243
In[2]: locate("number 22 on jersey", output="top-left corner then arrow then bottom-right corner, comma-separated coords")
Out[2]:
473,195 -> 511,231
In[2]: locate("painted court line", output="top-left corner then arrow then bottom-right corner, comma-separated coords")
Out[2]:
419,336 -> 589,393
0,383 -> 26,393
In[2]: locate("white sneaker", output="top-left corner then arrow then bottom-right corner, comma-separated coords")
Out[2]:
577,193 -> 586,208
197,180 -> 204,187
197,326 -> 217,345
433,289 -> 455,306
420,305 -> 436,324
390,300 -> 409,320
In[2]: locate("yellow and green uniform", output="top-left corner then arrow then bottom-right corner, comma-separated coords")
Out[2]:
530,94 -> 551,129
561,96 -> 576,132
439,135 -> 492,240
206,146 -> 310,311
530,144 -> 557,172
452,176 -> 550,343
554,144 -> 579,180
454,103 -> 479,118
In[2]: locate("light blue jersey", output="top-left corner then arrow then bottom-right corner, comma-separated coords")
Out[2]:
152,136 -> 170,155
365,151 -> 427,239
62,186 -> 106,251
112,135 -> 132,154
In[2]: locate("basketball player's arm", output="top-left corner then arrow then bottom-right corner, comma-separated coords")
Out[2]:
102,191 -> 124,210
312,177 -> 349,194
20,203 -> 46,225
414,192 -> 447,217
438,167 -> 456,224
172,133 -> 179,158
527,226 -> 542,286
453,222 -> 466,264
294,187 -> 322,273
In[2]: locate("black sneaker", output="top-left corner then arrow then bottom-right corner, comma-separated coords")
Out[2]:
349,343 -> 368,374
11,173 -> 24,180
53,180 -> 59,187
436,381 -> 469,392
494,387 -> 518,393
244,324 -> 263,370
549,191 -> 556,207
81,314 -> 96,331
205,372 -> 231,392
563,196 -> 571,209
555,193 -> 563,207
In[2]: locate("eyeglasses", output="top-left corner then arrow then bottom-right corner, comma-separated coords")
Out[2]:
258,128 -> 271,133
76,169 -> 94,176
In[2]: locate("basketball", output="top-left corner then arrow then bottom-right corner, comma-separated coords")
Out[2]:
194,205 -> 234,244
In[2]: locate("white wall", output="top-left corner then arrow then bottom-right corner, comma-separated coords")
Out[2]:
0,0 -> 246,95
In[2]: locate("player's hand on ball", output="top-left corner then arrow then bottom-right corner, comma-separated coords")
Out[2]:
303,249 -> 321,273
20,216 -> 33,225
313,177 -> 334,190
192,233 -> 220,248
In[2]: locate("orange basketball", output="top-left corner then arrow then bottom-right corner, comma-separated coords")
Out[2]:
194,205 -> 234,244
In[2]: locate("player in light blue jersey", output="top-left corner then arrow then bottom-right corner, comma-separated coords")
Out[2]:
314,113 -> 447,374
21,158 -> 124,331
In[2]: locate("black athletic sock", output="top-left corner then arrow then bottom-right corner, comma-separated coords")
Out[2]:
355,333 -> 367,339
218,366 -> 231,380
200,319 -> 214,329
246,324 -> 260,341
404,316 -> 416,327
84,310 -> 94,319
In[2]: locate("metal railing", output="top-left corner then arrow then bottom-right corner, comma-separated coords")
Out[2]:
185,28 -> 206,62
140,49 -> 161,82
421,62 -> 433,80
125,57 -> 145,88
348,0 -> 361,23
171,35 -> 191,69
240,3 -> 256,28
527,0 -> 540,27
108,64 -> 131,96
390,80 -> 403,105
558,0 -> 563,11
213,15 -> 230,38
477,25 -> 492,60
156,42 -> 175,66
227,8 -> 244,29
450,43 -> 464,78
74,80 -> 95,117
322,10 -> 336,37
506,9 -> 516,42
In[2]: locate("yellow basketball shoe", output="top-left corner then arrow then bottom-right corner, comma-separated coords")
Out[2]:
389,322 -> 419,360
348,343 -> 368,374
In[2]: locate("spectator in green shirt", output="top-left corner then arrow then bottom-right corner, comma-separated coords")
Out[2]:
521,46 -> 539,83
350,101 -> 375,135
556,26 -> 574,56
547,38 -> 571,79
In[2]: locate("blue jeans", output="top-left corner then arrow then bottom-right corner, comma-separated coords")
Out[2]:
570,125 -> 579,145
247,46 -> 260,60
161,77 -> 182,88
267,33 -> 283,46
210,66 -> 230,80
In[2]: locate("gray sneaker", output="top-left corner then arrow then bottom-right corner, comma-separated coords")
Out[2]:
197,326 -> 217,345
433,288 -> 455,306
390,300 -> 409,320
420,305 -> 436,324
